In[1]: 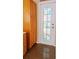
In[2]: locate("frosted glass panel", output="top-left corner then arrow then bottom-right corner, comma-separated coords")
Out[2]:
44,8 -> 48,14
48,15 -> 51,21
43,7 -> 52,40
47,23 -> 51,27
44,22 -> 50,28
44,15 -> 48,21
44,24 -> 46,28
47,29 -> 50,35
43,34 -> 47,39
46,28 -> 50,33
47,35 -> 50,40
48,8 -> 52,15
44,28 -> 46,33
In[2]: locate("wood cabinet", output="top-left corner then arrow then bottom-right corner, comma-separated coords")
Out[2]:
23,0 -> 37,49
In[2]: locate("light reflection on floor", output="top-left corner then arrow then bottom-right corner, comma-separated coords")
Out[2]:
43,48 -> 49,59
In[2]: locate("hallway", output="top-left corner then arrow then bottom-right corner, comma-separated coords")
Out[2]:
23,44 -> 56,59
23,0 -> 56,59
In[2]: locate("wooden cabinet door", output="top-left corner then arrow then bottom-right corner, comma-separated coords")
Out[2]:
33,1 -> 37,44
23,0 -> 30,32
30,1 -> 37,48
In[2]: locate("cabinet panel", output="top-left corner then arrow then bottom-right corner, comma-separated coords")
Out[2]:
23,32 -> 27,55
30,0 -> 37,48
23,0 -> 37,49
23,0 -> 30,32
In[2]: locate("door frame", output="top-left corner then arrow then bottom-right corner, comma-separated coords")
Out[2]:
37,1 -> 56,46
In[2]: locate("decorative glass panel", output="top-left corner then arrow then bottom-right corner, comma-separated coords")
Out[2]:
47,30 -> 50,35
47,22 -> 51,28
46,28 -> 50,33
46,35 -> 50,40
44,15 -> 48,21
48,15 -> 51,21
48,8 -> 52,15
44,28 -> 46,33
43,34 -> 47,39
43,7 -> 52,40
44,8 -> 47,14
43,23 -> 46,28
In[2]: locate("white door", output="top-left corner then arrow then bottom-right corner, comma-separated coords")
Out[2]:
38,1 -> 56,46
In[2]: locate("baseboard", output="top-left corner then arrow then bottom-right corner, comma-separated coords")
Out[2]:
36,42 -> 56,47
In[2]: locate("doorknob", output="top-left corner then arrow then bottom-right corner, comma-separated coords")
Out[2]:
52,24 -> 54,25
52,24 -> 54,29
52,27 -> 54,29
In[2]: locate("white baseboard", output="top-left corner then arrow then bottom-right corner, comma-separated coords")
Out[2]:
36,42 -> 56,47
